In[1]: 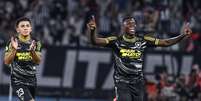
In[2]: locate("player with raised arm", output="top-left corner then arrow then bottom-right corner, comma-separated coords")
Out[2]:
87,16 -> 192,101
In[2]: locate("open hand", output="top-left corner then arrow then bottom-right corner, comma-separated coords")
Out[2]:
29,40 -> 36,51
87,15 -> 96,31
11,37 -> 18,50
184,23 -> 192,37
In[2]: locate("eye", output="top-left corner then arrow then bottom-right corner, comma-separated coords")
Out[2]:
21,25 -> 25,27
26,24 -> 30,27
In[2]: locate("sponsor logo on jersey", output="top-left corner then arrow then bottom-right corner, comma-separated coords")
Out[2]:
120,49 -> 142,59
16,52 -> 32,61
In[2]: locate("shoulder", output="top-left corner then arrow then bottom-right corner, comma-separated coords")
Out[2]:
106,36 -> 118,41
31,36 -> 42,44
31,36 -> 40,42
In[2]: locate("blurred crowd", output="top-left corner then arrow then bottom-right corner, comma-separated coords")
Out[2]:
0,0 -> 200,48
145,64 -> 201,101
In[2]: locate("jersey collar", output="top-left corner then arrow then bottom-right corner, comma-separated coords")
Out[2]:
18,34 -> 31,42
122,34 -> 137,43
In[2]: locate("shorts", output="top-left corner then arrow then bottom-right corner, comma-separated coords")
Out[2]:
114,79 -> 145,101
12,83 -> 36,101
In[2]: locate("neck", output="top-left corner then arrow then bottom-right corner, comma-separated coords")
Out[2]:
123,34 -> 136,43
18,34 -> 31,42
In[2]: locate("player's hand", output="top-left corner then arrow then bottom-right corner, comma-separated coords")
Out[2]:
29,40 -> 36,51
11,37 -> 18,50
184,23 -> 192,37
87,15 -> 96,31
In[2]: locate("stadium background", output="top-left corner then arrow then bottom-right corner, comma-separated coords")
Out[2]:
0,0 -> 201,101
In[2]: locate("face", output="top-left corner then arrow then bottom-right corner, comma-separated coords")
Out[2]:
123,18 -> 136,35
16,21 -> 32,36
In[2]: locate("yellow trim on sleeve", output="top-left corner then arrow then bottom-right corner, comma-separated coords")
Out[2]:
155,39 -> 159,45
105,36 -> 117,44
144,36 -> 155,41
105,39 -> 109,44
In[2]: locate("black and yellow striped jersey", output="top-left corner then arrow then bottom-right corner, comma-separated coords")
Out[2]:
105,34 -> 157,83
5,35 -> 42,86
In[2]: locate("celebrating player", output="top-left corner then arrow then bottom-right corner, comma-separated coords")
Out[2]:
4,17 -> 42,101
87,16 -> 192,101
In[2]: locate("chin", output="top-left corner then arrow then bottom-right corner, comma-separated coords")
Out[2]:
128,32 -> 135,36
21,33 -> 30,36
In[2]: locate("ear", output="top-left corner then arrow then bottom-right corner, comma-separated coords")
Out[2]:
16,27 -> 20,33
30,26 -> 33,32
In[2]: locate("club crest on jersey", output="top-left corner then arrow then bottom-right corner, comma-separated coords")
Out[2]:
135,42 -> 141,48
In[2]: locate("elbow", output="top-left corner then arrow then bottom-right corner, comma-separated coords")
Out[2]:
91,40 -> 98,45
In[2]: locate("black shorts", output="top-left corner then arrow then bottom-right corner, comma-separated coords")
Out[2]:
12,83 -> 36,101
114,79 -> 145,101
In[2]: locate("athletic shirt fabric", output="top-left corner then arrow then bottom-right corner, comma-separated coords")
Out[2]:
105,35 -> 156,83
5,36 -> 42,86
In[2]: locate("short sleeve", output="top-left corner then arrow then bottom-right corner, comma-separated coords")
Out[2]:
144,35 -> 159,47
35,41 -> 42,52
104,36 -> 118,48
5,41 -> 12,52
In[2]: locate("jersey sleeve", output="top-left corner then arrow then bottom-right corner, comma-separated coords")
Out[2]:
5,40 -> 12,52
35,40 -> 42,52
104,36 -> 118,48
143,35 -> 159,47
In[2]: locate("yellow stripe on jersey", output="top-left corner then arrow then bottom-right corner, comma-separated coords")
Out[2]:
105,36 -> 117,44
144,36 -> 155,42
155,39 -> 159,45
144,36 -> 159,45
105,39 -> 109,44
36,41 -> 42,51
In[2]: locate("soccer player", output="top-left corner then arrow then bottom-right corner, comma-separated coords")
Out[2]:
87,16 -> 192,101
4,17 -> 42,101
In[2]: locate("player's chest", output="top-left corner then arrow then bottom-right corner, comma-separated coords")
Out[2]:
15,42 -> 32,61
114,41 -> 146,59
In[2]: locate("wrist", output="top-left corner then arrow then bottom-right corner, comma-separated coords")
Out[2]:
30,50 -> 35,54
11,47 -> 17,52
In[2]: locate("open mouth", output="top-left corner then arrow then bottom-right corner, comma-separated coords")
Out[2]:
22,31 -> 29,35
129,28 -> 135,34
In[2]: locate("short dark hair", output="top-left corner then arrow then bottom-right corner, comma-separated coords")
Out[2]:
15,17 -> 32,28
122,16 -> 134,23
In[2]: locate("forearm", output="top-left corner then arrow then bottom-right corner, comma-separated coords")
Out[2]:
89,29 -> 97,45
31,51 -> 41,64
89,29 -> 108,46
4,49 -> 17,64
158,34 -> 186,47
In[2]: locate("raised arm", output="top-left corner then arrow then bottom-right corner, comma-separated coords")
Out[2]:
144,23 -> 192,47
87,16 -> 109,46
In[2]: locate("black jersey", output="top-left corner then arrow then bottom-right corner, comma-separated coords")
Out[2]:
105,35 -> 156,83
5,36 -> 42,86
